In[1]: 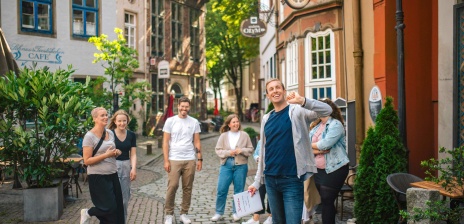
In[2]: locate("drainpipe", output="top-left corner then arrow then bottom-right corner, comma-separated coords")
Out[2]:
352,0 -> 365,153
395,0 -> 408,165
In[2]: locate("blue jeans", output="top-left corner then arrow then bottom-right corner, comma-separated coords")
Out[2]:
265,175 -> 304,224
215,157 -> 248,214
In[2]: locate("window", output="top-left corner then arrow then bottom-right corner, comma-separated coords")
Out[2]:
270,56 -> 276,78
286,39 -> 298,89
190,8 -> 200,62
171,2 -> 183,59
72,0 -> 98,37
151,0 -> 164,57
20,0 -> 53,33
124,12 -> 136,49
151,73 -> 165,113
305,29 -> 335,100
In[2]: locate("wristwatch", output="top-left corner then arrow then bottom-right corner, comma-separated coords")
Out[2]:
197,159 -> 203,161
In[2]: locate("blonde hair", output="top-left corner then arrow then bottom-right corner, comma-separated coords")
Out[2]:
91,107 -> 106,118
108,109 -> 131,130
220,114 -> 241,133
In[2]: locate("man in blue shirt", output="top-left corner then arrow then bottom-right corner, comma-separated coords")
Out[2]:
248,78 -> 332,224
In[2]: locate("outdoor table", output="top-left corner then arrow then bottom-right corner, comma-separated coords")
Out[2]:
410,181 -> 464,199
60,157 -> 84,198
60,157 -> 84,163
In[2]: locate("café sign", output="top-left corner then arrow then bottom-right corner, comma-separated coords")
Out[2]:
240,17 -> 267,38
11,44 -> 64,66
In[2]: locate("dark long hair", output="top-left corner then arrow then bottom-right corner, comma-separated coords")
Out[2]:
220,114 -> 241,133
309,98 -> 345,130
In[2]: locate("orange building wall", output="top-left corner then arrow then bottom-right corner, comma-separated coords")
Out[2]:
373,0 -> 437,177
402,0 -> 436,177
373,0 -> 397,101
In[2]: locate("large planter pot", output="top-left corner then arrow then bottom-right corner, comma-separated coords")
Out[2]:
23,183 -> 63,222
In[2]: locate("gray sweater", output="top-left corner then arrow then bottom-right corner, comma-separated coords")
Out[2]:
252,98 -> 332,190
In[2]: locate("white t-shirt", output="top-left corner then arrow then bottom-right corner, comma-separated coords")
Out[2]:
228,131 -> 240,150
163,115 -> 201,160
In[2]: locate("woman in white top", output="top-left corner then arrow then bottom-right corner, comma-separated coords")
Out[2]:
80,107 -> 125,224
211,114 -> 254,222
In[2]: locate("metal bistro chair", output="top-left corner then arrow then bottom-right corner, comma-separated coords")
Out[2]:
337,166 -> 357,221
386,173 -> 423,224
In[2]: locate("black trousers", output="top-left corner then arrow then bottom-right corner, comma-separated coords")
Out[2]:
314,164 -> 349,224
88,172 -> 125,224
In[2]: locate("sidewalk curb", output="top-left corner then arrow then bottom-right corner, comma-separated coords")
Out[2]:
138,133 -> 220,168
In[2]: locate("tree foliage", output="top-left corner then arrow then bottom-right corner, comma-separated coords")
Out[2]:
206,0 -> 259,119
89,28 -> 151,129
354,97 -> 407,223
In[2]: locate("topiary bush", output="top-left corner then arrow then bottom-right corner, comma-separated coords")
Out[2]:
354,96 -> 407,223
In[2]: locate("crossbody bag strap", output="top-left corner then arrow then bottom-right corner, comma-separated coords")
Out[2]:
92,129 -> 106,157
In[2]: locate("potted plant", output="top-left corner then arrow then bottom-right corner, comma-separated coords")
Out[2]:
243,127 -> 259,149
0,66 -> 94,221
400,146 -> 464,223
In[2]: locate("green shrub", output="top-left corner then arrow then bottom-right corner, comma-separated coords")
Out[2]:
0,66 -> 94,188
265,102 -> 274,114
243,127 -> 258,139
354,97 -> 407,223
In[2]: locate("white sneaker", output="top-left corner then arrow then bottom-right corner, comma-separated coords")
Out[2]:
80,209 -> 90,224
233,213 -> 241,222
242,217 -> 259,224
263,216 -> 272,224
211,214 -> 223,221
164,215 -> 173,224
180,214 -> 192,224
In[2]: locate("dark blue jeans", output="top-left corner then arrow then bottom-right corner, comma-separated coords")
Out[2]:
265,175 -> 304,224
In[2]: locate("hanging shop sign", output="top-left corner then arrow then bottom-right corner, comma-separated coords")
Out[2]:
284,0 -> 310,9
158,60 -> 170,79
240,17 -> 267,38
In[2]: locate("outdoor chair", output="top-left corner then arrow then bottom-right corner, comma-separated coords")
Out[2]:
386,173 -> 423,224
337,166 -> 357,220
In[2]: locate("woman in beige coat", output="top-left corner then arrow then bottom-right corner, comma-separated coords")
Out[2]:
211,114 -> 254,222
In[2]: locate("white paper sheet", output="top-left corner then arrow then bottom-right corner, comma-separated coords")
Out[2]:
233,191 -> 263,218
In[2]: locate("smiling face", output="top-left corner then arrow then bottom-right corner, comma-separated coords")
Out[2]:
178,101 -> 190,118
228,117 -> 240,132
266,80 -> 286,104
92,108 -> 108,127
115,114 -> 128,130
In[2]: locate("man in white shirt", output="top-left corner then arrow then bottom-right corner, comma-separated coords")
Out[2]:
162,97 -> 202,224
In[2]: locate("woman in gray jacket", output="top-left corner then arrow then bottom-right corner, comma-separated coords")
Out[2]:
211,114 -> 254,222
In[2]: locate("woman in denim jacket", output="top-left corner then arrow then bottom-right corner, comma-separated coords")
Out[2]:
309,98 -> 350,224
